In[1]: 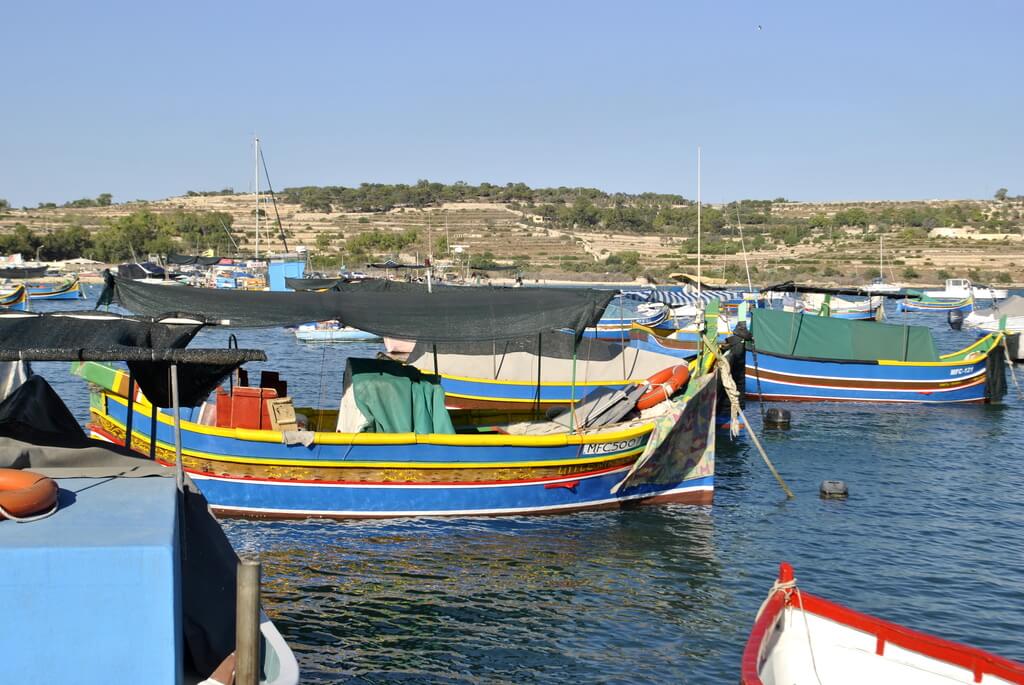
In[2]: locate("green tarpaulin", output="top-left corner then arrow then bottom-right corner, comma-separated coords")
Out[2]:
346,358 -> 455,434
750,309 -> 939,362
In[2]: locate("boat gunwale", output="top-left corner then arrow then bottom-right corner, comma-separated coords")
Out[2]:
741,566 -> 1024,684
749,333 -> 1000,368
100,391 -> 658,448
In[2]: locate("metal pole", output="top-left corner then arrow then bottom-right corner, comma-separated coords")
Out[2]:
254,136 -> 260,259
235,557 -> 262,685
148,402 -> 158,460
170,363 -> 184,493
697,146 -> 702,299
124,370 -> 134,450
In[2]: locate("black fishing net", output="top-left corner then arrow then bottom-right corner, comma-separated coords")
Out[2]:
166,253 -> 223,266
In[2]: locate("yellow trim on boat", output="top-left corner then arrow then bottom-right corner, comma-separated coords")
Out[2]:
437,372 -> 643,387
102,392 -> 656,446
94,410 -> 648,469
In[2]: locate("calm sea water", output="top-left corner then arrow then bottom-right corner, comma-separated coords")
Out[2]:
40,288 -> 1024,683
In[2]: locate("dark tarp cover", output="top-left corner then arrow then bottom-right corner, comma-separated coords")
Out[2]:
167,253 -> 223,267
99,273 -> 616,342
367,260 -> 426,269
347,358 -> 454,434
0,311 -> 258,407
750,308 -> 939,362
762,281 -> 911,300
974,295 -> 1024,319
0,375 -> 86,447
0,376 -> 240,677
285,277 -> 348,291
0,265 -> 48,279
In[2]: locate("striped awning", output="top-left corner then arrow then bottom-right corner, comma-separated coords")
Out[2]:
620,289 -> 743,306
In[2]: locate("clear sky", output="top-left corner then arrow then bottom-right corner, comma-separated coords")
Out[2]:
2,1 -> 1021,207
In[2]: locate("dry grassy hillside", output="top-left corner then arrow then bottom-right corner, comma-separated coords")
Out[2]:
2,194 -> 1023,286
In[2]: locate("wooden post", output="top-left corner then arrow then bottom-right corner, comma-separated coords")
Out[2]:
170,363 -> 184,493
124,370 -> 134,450
235,558 -> 262,685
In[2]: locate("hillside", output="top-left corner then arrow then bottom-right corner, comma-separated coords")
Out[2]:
2,187 -> 1023,286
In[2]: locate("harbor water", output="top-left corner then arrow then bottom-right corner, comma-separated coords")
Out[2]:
39,290 -> 1024,683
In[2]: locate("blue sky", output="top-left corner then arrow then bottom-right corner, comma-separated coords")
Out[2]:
2,1 -> 1021,207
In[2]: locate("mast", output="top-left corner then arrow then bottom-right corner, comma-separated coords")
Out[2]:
879,234 -> 883,282
697,146 -> 702,297
254,136 -> 260,259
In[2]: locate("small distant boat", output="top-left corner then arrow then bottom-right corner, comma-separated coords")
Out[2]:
0,284 -> 28,311
294,321 -> 382,343
584,298 -> 670,339
783,293 -> 882,321
896,293 -> 973,313
117,262 -> 181,285
924,278 -> 1006,301
0,264 -> 48,279
741,562 -> 1024,684
26,276 -> 87,300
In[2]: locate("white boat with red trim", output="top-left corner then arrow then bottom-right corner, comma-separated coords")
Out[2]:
742,563 -> 1024,684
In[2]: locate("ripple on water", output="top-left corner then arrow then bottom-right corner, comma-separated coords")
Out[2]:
39,295 -> 1024,682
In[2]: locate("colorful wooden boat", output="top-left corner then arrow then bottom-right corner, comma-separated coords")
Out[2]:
26,276 -> 86,300
583,298 -> 670,339
897,293 -> 974,313
745,309 -> 1005,404
784,293 -> 882,321
0,284 -> 28,310
77,355 -> 721,519
742,562 -> 1024,684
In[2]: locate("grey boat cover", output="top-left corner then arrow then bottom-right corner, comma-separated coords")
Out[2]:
99,272 -> 615,342
0,375 -> 242,677
973,295 -> 1024,319
407,334 -> 682,383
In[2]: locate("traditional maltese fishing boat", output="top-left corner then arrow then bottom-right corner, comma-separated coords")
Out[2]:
745,309 -> 1006,404
897,293 -> 974,313
0,283 -> 28,311
86,273 -> 725,518
26,275 -> 87,300
742,563 -> 1024,684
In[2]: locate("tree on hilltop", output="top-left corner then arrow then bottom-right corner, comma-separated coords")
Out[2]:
995,188 -> 1008,201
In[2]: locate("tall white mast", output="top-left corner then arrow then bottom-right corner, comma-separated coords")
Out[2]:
697,146 -> 702,297
254,136 -> 260,259
879,235 -> 883,282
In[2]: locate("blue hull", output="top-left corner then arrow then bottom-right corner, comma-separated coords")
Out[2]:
744,350 -> 992,403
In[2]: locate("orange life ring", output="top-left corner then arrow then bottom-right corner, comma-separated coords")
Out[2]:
636,365 -> 691,410
0,469 -> 59,520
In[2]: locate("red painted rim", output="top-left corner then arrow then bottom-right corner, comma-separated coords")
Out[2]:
741,563 -> 1024,684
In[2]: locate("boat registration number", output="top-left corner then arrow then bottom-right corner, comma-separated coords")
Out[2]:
949,366 -> 976,376
583,437 -> 644,455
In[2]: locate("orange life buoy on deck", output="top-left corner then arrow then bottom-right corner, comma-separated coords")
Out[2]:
636,365 -> 691,410
0,469 -> 59,520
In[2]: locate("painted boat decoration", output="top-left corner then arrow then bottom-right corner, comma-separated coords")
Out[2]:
583,298 -> 670,339
78,355 -> 721,519
897,293 -> 974,313
26,276 -> 87,300
294,321 -> 382,343
745,308 -> 1005,404
741,562 -> 1024,684
0,284 -> 28,311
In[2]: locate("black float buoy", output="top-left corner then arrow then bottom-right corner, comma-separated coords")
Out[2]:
820,480 -> 849,499
764,408 -> 792,429
948,309 -> 964,331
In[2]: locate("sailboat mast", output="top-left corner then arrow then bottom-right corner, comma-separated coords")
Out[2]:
697,146 -> 702,298
879,235 -> 883,281
254,136 -> 260,259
